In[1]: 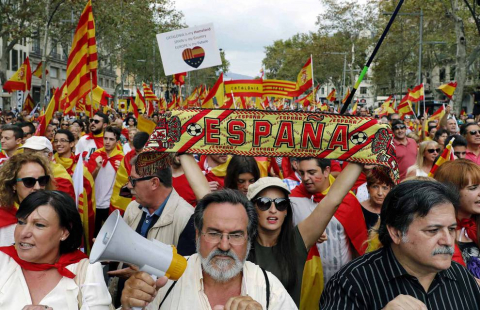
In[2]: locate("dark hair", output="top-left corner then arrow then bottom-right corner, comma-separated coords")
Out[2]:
72,120 -> 85,132
132,131 -> 150,150
2,124 -> 24,140
18,122 -> 35,135
224,156 -> 261,190
434,128 -> 448,141
378,180 -> 459,247
366,169 -> 395,188
427,126 -> 437,133
16,191 -> 83,254
460,122 -> 479,136
249,186 -> 297,291
104,126 -> 121,141
445,134 -> 467,148
94,112 -> 109,124
388,113 -> 399,121
194,189 -> 258,241
6,111 -> 15,118
298,157 -> 331,172
55,129 -> 75,143
391,120 -> 404,129
125,116 -> 137,127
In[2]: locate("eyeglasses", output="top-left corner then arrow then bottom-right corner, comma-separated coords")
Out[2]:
90,119 -> 101,124
253,197 -> 290,211
469,130 -> 480,135
128,175 -> 156,187
61,123 -> 69,126
201,231 -> 247,245
53,139 -> 70,144
393,125 -> 406,130
427,148 -> 441,154
16,175 -> 50,188
5,117 -> 12,121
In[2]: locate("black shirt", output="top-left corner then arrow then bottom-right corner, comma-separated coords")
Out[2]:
320,246 -> 480,310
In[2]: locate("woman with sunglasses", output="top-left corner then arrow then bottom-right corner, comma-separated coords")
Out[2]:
434,159 -> 480,284
406,140 -> 440,178
0,153 -> 54,246
245,163 -> 363,306
0,190 -> 112,309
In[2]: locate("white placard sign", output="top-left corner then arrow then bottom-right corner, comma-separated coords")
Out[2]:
157,23 -> 222,76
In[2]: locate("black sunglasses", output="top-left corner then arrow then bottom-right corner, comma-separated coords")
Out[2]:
128,175 -> 156,187
427,148 -> 441,154
393,125 -> 406,130
16,175 -> 50,188
254,197 -> 290,212
469,130 -> 480,135
90,119 -> 101,124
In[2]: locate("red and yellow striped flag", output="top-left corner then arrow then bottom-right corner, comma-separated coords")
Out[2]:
398,94 -> 415,119
23,94 -> 35,113
202,73 -> 224,109
142,82 -> 159,102
167,94 -> 177,110
407,84 -> 424,102
300,246 -> 324,310
32,61 -> 49,79
428,138 -> 455,177
3,57 -> 32,93
221,95 -> 234,109
437,81 -> 457,99
326,89 -> 336,102
295,85 -> 320,108
66,0 -> 98,111
342,87 -> 351,104
428,105 -> 445,122
36,85 -> 62,136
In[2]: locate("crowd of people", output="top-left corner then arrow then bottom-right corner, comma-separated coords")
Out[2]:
0,105 -> 479,309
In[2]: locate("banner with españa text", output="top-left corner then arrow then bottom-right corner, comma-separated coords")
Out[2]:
141,109 -> 399,182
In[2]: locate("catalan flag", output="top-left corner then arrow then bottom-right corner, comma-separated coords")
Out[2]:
262,79 -> 297,99
32,61 -> 49,79
290,56 -> 313,97
342,87 -> 351,104
23,94 -> 35,114
66,0 -> 98,111
407,84 -> 424,102
202,73 -> 224,109
326,89 -> 336,102
142,82 -> 159,102
299,246 -> 324,310
437,81 -> 457,99
398,94 -> 415,119
428,138 -> 455,177
3,57 -> 31,93
173,72 -> 187,86
225,80 -> 263,97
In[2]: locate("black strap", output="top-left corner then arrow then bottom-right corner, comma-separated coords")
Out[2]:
261,267 -> 270,309
158,257 -> 190,309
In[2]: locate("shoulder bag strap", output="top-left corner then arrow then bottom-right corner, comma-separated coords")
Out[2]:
260,267 -> 270,310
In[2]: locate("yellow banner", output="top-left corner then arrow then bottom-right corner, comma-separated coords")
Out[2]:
142,109 -> 399,181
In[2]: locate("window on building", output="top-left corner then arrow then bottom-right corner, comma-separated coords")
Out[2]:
360,87 -> 367,95
61,70 -> 66,80
440,68 -> 446,82
450,66 -> 456,81
321,88 -> 325,95
11,49 -> 18,71
50,67 -> 58,78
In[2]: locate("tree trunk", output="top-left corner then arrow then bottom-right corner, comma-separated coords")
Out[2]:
452,12 -> 467,114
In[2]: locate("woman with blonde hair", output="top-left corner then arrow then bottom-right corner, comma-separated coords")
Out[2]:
0,153 -> 55,246
406,140 -> 440,178
435,159 -> 480,280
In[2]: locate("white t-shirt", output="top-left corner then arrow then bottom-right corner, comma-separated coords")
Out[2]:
75,136 -> 98,161
94,161 -> 117,209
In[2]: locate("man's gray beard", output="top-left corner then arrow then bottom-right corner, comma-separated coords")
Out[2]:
196,238 -> 251,283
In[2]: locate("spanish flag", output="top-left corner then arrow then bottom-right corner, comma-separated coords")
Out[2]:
342,87 -> 351,104
290,56 -> 313,97
437,81 -> 457,99
135,88 -> 146,112
137,115 -> 157,135
397,94 -> 415,119
202,73 -> 224,109
351,100 -> 358,114
66,0 -> 98,111
23,94 -> 35,114
36,85 -> 62,136
407,83 -> 424,102
173,72 -> 187,86
32,61 -> 49,79
129,96 -> 139,118
167,94 -> 177,110
300,246 -> 324,310
221,95 -> 234,109
109,150 -> 136,215
296,85 -> 320,108
428,104 -> 445,122
326,89 -> 336,102
3,57 -> 32,93
428,138 -> 455,177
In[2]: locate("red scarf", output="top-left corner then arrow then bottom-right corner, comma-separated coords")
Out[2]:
85,132 -> 104,149
0,245 -> 87,278
457,218 -> 478,245
290,183 -> 325,202
0,207 -> 17,228
87,147 -> 124,173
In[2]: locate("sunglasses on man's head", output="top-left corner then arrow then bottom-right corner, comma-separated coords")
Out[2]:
426,148 -> 441,154
90,119 -> 101,124
253,197 -> 290,211
16,175 -> 50,188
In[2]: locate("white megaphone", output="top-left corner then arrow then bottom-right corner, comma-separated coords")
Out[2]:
90,210 -> 187,308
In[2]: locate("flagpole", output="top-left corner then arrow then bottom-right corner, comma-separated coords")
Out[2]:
310,54 -> 314,101
422,82 -> 426,116
341,0 -> 405,114
89,71 -> 93,117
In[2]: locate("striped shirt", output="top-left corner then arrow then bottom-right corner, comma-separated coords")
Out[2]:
320,246 -> 480,310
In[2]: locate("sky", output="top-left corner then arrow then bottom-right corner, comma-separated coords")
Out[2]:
173,0 -> 325,78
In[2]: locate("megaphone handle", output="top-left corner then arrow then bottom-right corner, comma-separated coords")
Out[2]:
132,274 -> 158,310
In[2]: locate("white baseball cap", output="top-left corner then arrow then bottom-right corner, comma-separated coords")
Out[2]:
20,136 -> 53,153
246,177 -> 291,200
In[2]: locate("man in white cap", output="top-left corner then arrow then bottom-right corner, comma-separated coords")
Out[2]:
21,136 -> 75,200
